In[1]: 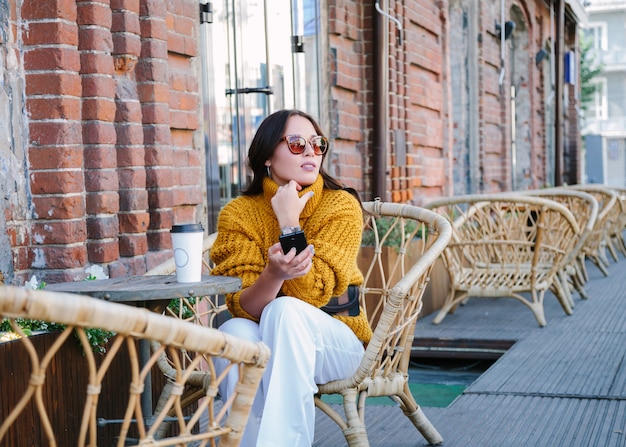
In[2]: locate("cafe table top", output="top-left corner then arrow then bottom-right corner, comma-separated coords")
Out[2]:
45,274 -> 242,305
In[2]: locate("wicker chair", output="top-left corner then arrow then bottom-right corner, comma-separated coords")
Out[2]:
146,201 -> 452,446
523,188 -> 598,302
424,193 -> 580,327
314,201 -> 450,446
566,184 -> 622,277
0,285 -> 269,447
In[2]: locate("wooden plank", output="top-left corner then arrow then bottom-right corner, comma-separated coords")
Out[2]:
423,395 -> 626,447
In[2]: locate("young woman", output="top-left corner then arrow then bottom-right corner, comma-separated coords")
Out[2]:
211,109 -> 372,446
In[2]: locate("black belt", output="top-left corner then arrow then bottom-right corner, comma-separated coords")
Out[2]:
321,285 -> 360,317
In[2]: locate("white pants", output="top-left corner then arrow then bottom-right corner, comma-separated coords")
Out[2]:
215,296 -> 364,447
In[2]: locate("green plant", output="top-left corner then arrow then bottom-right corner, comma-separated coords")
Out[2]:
361,217 -> 423,247
0,275 -> 114,354
0,317 -> 64,337
579,31 -> 604,112
167,296 -> 198,321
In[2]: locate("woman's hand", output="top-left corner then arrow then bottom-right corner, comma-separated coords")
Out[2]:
238,242 -> 314,318
271,180 -> 314,228
267,242 -> 314,280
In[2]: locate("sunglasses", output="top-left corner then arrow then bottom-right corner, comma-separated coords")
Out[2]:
282,134 -> 329,156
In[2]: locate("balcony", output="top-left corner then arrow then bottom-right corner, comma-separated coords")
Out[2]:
592,49 -> 626,72
583,116 -> 626,137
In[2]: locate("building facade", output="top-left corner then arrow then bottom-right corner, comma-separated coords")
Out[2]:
0,0 -> 586,285
583,0 -> 626,186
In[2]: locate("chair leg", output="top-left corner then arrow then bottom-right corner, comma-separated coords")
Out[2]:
555,272 -> 575,309
341,388 -> 370,447
397,385 -> 443,445
578,255 -> 589,282
612,234 -> 626,257
571,263 -> 588,299
404,407 -> 444,446
432,291 -> 467,325
606,238 -> 620,262
572,274 -> 588,300
522,298 -> 547,327
551,275 -> 573,315
618,233 -> 626,255
598,243 -> 612,268
589,254 -> 610,276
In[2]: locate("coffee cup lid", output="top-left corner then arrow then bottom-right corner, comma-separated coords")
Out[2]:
171,224 -> 204,233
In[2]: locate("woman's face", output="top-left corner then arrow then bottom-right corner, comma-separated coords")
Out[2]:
265,115 -> 324,187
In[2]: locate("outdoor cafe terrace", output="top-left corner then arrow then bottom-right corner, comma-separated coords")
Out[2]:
2,189 -> 626,446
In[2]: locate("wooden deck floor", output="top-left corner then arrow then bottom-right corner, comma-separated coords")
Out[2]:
313,255 -> 626,446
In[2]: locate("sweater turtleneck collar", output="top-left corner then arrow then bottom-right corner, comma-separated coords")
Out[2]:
262,174 -> 324,219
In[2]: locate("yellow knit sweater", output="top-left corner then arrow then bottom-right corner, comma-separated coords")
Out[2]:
210,175 -> 373,343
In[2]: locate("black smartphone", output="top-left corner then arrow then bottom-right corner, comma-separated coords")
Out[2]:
279,230 -> 308,255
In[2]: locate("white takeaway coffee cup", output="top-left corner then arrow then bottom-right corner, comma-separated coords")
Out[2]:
170,224 -> 204,283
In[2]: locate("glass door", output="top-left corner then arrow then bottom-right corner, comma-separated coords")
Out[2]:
200,0 -> 323,229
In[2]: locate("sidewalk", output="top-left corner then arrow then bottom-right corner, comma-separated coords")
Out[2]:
314,255 -> 626,446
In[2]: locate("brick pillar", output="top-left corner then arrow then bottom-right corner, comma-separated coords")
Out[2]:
327,1 -> 369,193
166,1 -> 203,226
112,0 -> 150,275
139,0 -> 173,252
77,0 -> 121,268
23,0 -> 88,283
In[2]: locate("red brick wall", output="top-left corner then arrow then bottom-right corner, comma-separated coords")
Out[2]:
403,1 -> 446,203
323,0 -> 581,201
12,0 -> 202,284
327,0 -> 372,194
327,1 -> 449,205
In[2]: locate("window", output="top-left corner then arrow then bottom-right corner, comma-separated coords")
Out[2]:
584,22 -> 607,51
588,77 -> 608,120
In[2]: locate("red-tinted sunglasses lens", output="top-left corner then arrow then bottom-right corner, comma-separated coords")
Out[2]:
284,135 -> 328,155
285,136 -> 307,154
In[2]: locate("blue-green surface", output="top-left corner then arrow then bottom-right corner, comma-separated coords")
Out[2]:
319,360 -> 491,408
320,382 -> 466,407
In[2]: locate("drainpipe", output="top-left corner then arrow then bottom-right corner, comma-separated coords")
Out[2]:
373,2 -> 402,201
373,2 -> 388,201
555,0 -> 564,186
438,0 -> 455,196
499,0 -> 506,86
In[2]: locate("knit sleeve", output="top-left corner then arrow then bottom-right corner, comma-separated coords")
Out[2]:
210,198 -> 269,321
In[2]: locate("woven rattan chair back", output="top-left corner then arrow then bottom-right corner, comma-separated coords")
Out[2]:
0,285 -> 269,447
523,188 -> 598,301
425,193 -> 580,327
